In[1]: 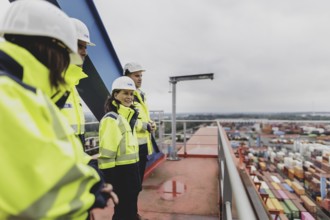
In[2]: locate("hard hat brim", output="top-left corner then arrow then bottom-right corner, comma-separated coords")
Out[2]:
87,41 -> 96,46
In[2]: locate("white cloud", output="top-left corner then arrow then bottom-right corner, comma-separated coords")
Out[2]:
94,0 -> 330,113
2,0 -> 330,113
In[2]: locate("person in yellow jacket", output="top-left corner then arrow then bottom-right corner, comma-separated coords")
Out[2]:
123,62 -> 156,183
0,1 -> 117,219
60,18 -> 95,147
98,76 -> 141,220
52,18 -> 107,204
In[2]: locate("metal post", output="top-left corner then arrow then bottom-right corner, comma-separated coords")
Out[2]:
183,122 -> 187,157
168,81 -> 179,160
167,73 -> 214,161
159,112 -> 164,152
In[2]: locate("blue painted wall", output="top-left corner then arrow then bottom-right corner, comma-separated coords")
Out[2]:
57,0 -> 122,89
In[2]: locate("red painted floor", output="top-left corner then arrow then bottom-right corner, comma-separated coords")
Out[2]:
177,126 -> 218,157
91,127 -> 220,220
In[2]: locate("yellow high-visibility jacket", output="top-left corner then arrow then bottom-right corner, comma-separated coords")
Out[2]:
61,64 -> 87,135
50,65 -> 91,163
134,89 -> 153,155
98,103 -> 139,169
0,41 -> 100,220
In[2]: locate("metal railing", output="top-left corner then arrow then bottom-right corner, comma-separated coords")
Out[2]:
160,119 -> 216,157
217,121 -> 257,220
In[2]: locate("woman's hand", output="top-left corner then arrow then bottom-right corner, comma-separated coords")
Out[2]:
102,183 -> 119,205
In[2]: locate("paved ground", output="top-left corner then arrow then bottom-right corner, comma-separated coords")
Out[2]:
91,157 -> 219,220
91,126 -> 220,220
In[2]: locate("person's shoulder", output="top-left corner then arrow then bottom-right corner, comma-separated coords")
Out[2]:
102,112 -> 119,121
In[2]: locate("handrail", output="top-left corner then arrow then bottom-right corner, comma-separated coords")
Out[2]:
217,121 -> 257,220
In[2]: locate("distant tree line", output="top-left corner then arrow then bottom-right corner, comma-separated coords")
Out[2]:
162,112 -> 330,136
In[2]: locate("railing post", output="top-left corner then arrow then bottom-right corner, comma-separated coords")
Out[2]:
225,201 -> 232,220
159,111 -> 164,148
183,121 -> 187,157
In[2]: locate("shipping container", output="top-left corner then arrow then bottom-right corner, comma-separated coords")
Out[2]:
266,198 -> 276,212
260,162 -> 267,171
271,189 -> 282,200
261,181 -> 269,189
265,188 -> 275,198
300,195 -> 317,214
271,198 -> 284,213
283,190 -> 299,201
273,173 -> 285,183
271,175 -> 281,183
285,179 -> 292,187
260,188 -> 267,195
267,180 -> 275,190
294,166 -> 304,180
288,169 -> 295,180
280,201 -> 292,220
277,190 -> 289,200
282,183 -> 294,193
283,199 -> 300,219
272,182 -> 281,190
291,198 -> 307,215
304,171 -> 313,181
291,181 -> 305,195
300,211 -> 315,220
321,198 -> 330,211
310,178 -> 320,193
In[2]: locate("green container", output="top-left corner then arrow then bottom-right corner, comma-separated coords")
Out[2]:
283,199 -> 300,219
280,201 -> 292,220
265,188 -> 275,198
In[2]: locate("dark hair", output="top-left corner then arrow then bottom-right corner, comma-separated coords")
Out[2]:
104,89 -> 136,113
4,34 -> 70,88
124,69 -> 131,76
104,91 -> 120,113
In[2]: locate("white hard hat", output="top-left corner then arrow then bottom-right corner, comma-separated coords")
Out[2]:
0,0 -> 82,65
111,76 -> 136,92
123,62 -> 145,75
71,18 -> 95,46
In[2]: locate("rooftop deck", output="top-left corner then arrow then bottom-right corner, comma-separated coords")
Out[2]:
91,126 -> 220,220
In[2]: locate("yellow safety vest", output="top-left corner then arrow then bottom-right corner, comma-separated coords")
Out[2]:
0,41 -> 99,220
98,104 -> 139,169
134,90 -> 153,155
61,64 -> 87,135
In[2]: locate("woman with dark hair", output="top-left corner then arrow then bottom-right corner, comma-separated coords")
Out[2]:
98,76 -> 141,220
0,1 -> 116,219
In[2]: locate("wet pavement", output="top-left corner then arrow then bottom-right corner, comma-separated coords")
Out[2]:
91,126 -> 220,220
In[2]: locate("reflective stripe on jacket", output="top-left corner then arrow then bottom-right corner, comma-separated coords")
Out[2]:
134,89 -> 153,155
0,41 -> 99,220
98,104 -> 139,169
60,64 -> 87,135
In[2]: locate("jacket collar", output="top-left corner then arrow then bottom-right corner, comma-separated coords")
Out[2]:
64,64 -> 88,86
112,100 -> 135,120
0,41 -> 55,97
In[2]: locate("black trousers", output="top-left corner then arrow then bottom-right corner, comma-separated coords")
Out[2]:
138,143 -> 149,184
102,163 -> 141,220
113,191 -> 138,220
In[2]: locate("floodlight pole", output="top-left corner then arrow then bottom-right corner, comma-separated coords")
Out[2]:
168,73 -> 214,161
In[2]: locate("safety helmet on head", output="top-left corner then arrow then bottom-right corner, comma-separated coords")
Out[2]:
123,62 -> 145,75
71,18 -> 95,46
111,76 -> 136,93
0,0 -> 82,65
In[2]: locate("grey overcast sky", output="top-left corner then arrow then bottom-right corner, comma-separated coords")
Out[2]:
2,1 -> 330,114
